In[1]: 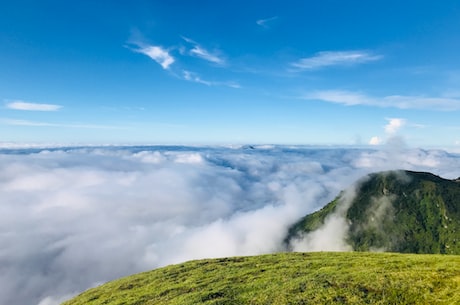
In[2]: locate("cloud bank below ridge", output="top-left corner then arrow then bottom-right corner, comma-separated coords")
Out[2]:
1,145 -> 459,305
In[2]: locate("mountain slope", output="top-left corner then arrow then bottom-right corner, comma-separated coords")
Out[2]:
62,252 -> 460,305
287,170 -> 460,254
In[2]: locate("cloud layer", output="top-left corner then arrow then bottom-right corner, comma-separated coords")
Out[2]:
1,146 -> 460,305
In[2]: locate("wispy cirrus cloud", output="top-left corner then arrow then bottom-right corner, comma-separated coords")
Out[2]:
256,16 -> 278,28
0,118 -> 125,129
291,50 -> 382,70
131,44 -> 175,70
183,70 -> 212,86
182,70 -> 240,88
191,46 -> 224,64
182,37 -> 225,65
6,101 -> 62,111
304,90 -> 460,111
128,37 -> 236,87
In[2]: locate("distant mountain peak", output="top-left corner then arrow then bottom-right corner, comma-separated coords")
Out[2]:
287,170 -> 460,254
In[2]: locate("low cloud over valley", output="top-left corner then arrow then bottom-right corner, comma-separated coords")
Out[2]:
1,145 -> 459,305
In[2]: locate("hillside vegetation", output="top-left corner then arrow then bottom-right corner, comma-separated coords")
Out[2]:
63,252 -> 460,305
288,170 -> 460,254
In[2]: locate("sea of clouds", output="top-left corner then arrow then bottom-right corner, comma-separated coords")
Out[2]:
1,144 -> 459,305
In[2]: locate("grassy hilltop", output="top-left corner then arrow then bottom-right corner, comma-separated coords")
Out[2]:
63,252 -> 460,305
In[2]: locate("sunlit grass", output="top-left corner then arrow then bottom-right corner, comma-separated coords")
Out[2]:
63,252 -> 460,305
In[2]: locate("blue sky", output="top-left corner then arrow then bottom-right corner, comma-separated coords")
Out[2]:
1,1 -> 460,146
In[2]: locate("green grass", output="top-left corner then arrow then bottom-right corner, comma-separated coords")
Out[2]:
63,252 -> 460,305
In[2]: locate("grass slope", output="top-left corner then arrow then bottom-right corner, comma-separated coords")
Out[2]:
63,252 -> 460,305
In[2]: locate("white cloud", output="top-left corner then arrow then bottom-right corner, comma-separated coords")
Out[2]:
305,90 -> 369,106
305,90 -> 460,110
6,101 -> 62,111
129,38 -> 233,87
182,37 -> 225,65
369,136 -> 382,145
256,16 -> 278,28
37,294 -> 75,305
291,50 -> 382,70
385,118 -> 406,134
290,186 -> 357,252
1,146 -> 460,305
367,119 -> 405,147
135,45 -> 174,70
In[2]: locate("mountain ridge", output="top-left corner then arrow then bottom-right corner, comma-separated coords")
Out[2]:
287,170 -> 460,254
